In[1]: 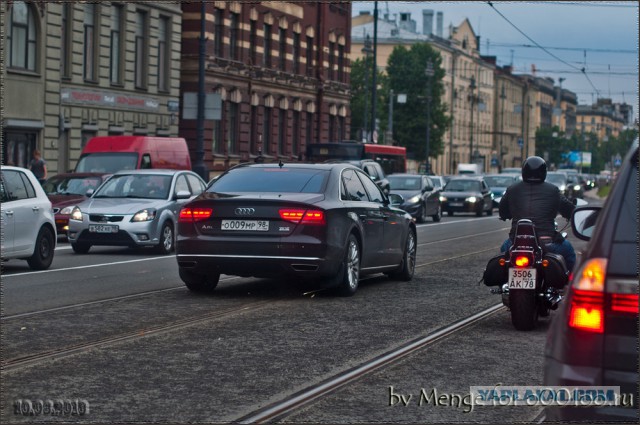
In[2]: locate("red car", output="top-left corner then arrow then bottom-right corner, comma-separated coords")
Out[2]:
42,173 -> 110,237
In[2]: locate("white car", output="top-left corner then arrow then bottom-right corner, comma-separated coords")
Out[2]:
1,166 -> 57,269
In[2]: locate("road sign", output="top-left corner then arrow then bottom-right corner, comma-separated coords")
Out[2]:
182,92 -> 221,120
517,138 -> 524,147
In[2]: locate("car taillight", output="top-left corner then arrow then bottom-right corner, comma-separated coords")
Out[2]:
279,209 -> 325,225
611,293 -> 639,314
179,207 -> 212,222
514,255 -> 530,268
569,289 -> 604,333
568,258 -> 607,333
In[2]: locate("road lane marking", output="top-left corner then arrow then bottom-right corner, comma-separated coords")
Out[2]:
419,228 -> 509,246
417,215 -> 503,226
2,256 -> 174,278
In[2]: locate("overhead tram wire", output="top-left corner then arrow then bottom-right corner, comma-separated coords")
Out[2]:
486,1 -> 602,98
489,43 -> 636,54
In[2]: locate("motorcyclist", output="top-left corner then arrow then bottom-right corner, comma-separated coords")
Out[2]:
498,156 -> 576,271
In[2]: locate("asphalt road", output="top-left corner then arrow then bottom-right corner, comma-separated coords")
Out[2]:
1,205 -> 596,423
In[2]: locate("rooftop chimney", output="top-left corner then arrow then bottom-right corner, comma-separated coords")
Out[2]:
423,9 -> 434,36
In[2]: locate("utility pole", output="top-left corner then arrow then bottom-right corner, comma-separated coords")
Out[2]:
469,75 -> 476,163
361,35 -> 372,142
499,84 -> 506,172
193,0 -> 208,180
425,60 -> 434,174
371,1 -> 379,142
388,89 -> 394,144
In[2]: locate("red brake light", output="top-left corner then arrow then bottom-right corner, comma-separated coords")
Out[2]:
179,207 -> 212,222
569,289 -> 604,333
514,255 -> 530,267
611,293 -> 639,314
279,209 -> 325,225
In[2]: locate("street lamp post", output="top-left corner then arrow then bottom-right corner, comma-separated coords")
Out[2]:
499,84 -> 506,172
468,75 -> 476,163
361,35 -> 373,142
424,60 -> 435,174
193,0 -> 208,180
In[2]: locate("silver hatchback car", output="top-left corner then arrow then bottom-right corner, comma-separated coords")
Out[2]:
68,169 -> 206,254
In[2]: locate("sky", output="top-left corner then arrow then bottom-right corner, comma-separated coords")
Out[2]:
352,1 -> 639,122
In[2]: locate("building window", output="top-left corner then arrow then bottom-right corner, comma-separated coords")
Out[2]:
328,41 -> 335,80
292,110 -> 300,157
338,44 -> 345,82
249,20 -> 257,65
306,36 -> 313,76
135,11 -> 148,89
212,118 -> 223,155
110,5 -> 124,85
292,32 -> 300,74
278,108 -> 287,155
263,23 -> 272,68
2,131 -> 36,169
157,16 -> 170,91
329,115 -> 336,143
339,116 -> 346,141
214,8 -> 224,57
263,106 -> 272,154
7,1 -> 37,71
229,12 -> 239,61
250,105 -> 258,154
227,102 -> 239,154
61,3 -> 72,78
83,3 -> 98,81
306,112 -> 313,145
279,28 -> 287,71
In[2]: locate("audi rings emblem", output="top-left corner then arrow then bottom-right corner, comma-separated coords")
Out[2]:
235,207 -> 255,216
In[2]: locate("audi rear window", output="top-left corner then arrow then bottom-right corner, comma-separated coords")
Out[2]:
208,167 -> 330,193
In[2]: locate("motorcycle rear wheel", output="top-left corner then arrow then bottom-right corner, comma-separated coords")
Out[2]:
510,290 -> 537,331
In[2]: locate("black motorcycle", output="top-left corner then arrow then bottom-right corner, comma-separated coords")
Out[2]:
482,219 -> 569,331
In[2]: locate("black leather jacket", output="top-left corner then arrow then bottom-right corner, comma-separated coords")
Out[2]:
499,180 -> 575,240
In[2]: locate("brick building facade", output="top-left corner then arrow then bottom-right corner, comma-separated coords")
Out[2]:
179,2 -> 351,178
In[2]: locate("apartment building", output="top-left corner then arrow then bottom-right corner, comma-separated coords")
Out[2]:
577,98 -> 626,142
2,1 -> 182,173
180,2 -> 351,177
353,10 -> 496,174
351,9 -> 580,175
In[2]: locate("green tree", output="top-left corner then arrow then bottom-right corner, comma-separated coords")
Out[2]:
349,57 -> 387,142
384,43 -> 450,163
534,126 -> 568,168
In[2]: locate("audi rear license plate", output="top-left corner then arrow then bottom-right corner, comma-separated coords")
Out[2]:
221,220 -> 269,231
508,268 -> 536,289
88,224 -> 119,233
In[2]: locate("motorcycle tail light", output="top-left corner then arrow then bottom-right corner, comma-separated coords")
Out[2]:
279,209 -> 325,225
514,255 -> 530,267
179,207 -> 212,222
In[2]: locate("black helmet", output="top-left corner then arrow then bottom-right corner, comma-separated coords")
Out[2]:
522,156 -> 547,183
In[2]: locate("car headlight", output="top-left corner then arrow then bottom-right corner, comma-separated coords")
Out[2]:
70,207 -> 83,221
559,184 -> 566,191
439,196 -> 447,202
466,196 -> 478,203
60,206 -> 75,215
408,195 -> 421,204
573,184 -> 581,191
131,209 -> 157,222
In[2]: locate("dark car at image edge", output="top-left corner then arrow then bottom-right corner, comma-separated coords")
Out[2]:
175,162 -> 417,296
543,138 -> 638,422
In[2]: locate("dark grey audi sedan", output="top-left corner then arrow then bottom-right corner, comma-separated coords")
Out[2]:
176,162 -> 417,296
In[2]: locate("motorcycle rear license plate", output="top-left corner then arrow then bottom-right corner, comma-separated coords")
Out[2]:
508,268 -> 536,289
